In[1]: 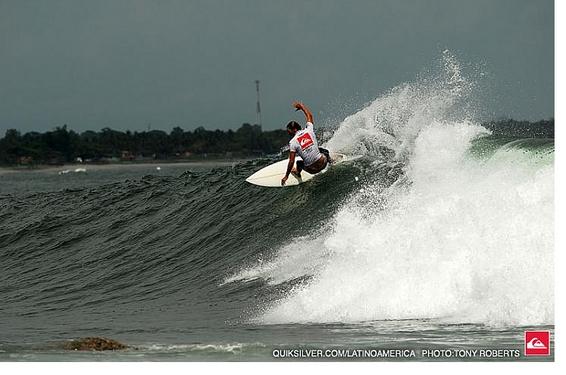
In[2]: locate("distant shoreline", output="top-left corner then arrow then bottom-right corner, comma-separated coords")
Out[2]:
0,158 -> 256,175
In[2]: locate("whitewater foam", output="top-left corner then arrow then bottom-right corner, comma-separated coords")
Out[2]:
262,122 -> 552,326
228,52 -> 554,327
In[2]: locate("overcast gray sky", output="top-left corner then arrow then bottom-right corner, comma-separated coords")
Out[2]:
0,0 -> 554,133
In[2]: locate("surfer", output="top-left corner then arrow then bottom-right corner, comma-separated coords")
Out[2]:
281,101 -> 331,186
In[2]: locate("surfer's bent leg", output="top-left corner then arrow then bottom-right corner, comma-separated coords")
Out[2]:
319,147 -> 332,164
296,160 -> 304,172
292,160 -> 304,178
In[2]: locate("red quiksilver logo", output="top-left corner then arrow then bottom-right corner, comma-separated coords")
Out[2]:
297,133 -> 314,150
524,331 -> 550,356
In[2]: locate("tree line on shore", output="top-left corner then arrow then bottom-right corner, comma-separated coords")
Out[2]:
481,118 -> 553,138
0,123 -> 289,166
0,118 -> 554,166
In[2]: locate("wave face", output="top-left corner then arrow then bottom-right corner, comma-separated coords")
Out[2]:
0,54 -> 553,348
230,52 -> 554,327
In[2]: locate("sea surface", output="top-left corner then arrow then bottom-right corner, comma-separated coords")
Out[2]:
0,55 -> 554,361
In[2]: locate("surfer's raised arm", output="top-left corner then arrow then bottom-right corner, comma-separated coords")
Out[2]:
281,151 -> 296,186
293,101 -> 314,124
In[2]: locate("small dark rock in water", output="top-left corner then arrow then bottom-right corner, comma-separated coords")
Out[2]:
63,337 -> 128,351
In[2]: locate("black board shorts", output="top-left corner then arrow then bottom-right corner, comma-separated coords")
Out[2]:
297,148 -> 330,174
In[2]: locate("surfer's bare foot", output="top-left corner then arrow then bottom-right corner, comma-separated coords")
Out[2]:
291,168 -> 302,179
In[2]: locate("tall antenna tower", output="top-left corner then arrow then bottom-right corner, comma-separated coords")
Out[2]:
255,80 -> 262,128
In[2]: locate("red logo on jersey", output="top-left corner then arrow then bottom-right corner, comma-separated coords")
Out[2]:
524,331 -> 550,356
297,132 -> 314,150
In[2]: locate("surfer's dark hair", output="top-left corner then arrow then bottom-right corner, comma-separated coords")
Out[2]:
286,121 -> 301,131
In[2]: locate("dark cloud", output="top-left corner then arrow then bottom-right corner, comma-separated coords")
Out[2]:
0,0 -> 554,133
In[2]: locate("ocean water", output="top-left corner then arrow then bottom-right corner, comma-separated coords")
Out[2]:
0,54 -> 554,361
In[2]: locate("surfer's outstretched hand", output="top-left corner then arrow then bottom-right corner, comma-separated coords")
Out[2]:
292,101 -> 314,123
281,176 -> 288,186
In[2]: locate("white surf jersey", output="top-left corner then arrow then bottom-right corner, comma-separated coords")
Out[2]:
289,122 -> 322,166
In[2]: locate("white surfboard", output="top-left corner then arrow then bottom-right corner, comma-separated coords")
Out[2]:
246,153 -> 359,187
